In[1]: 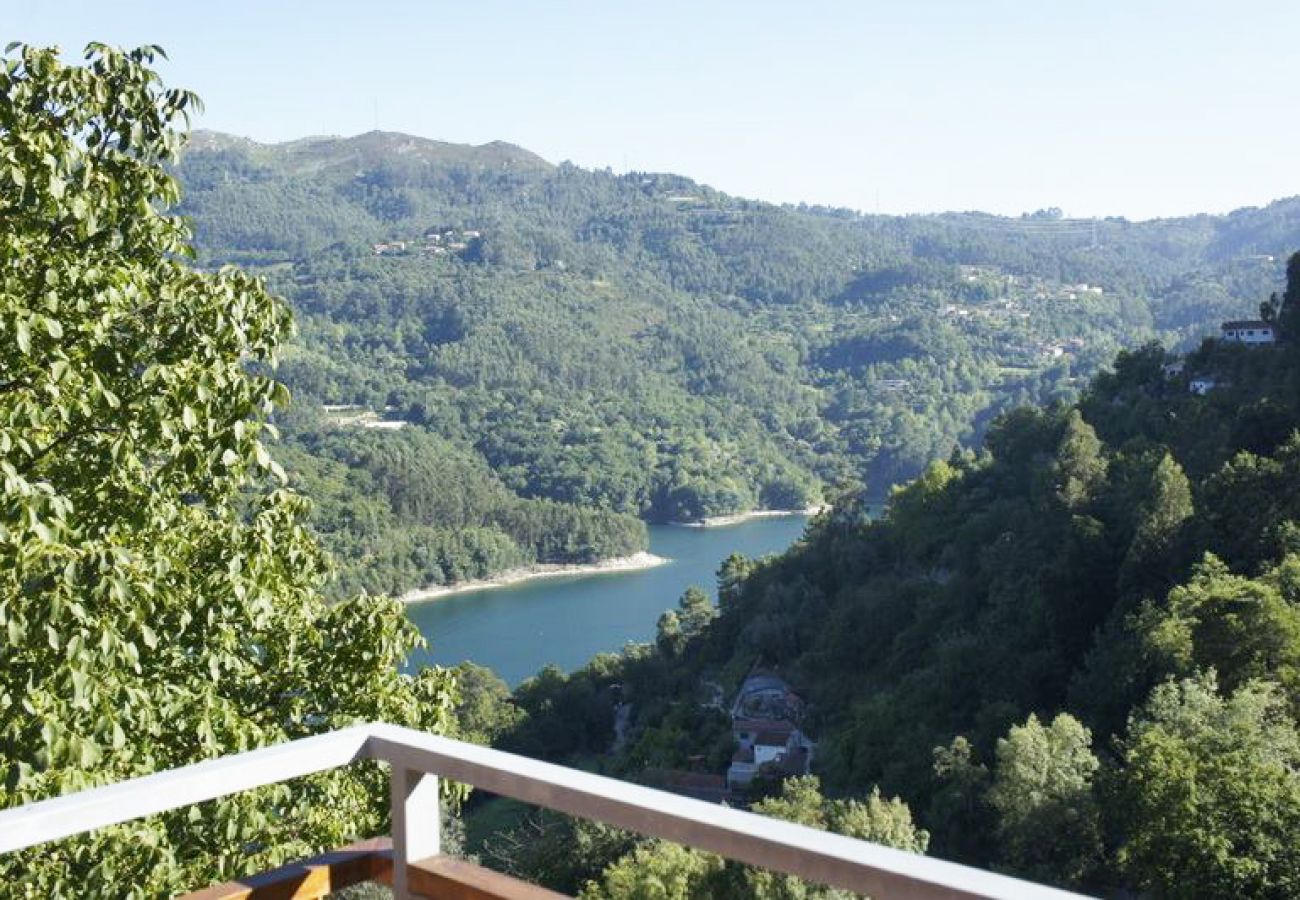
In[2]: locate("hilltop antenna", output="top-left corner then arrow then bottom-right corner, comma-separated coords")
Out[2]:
372,98 -> 379,131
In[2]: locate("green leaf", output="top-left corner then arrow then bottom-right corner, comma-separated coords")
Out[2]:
71,669 -> 88,703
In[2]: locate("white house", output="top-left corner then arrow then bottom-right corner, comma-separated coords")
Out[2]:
725,673 -> 815,791
1221,320 -> 1277,344
726,718 -> 815,790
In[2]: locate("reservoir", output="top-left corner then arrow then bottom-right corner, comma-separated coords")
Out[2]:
405,516 -> 811,685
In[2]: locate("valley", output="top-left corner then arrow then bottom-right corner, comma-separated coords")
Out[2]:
178,130 -> 1300,599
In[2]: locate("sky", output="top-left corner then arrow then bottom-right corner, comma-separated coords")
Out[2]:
5,0 -> 1298,220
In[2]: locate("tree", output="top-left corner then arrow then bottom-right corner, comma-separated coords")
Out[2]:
677,586 -> 715,639
655,609 -> 685,657
986,714 -> 1101,887
452,662 -> 523,745
1114,673 -> 1300,899
580,840 -> 725,900
1135,454 -> 1195,555
1121,453 -> 1194,595
928,736 -> 995,863
1051,410 -> 1107,510
749,776 -> 928,855
1138,554 -> 1300,703
0,44 -> 456,895
1278,251 -> 1300,338
581,776 -> 926,899
717,553 -> 758,613
484,809 -> 638,896
1260,292 -> 1280,324
744,777 -> 928,898
655,587 -> 716,658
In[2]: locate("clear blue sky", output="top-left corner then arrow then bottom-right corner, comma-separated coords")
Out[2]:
6,0 -> 1298,219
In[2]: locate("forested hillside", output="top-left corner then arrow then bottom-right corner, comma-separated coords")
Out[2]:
277,419 -> 646,597
478,257 -> 1300,897
177,130 -> 1300,593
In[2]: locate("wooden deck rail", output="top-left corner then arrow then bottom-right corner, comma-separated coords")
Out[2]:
0,722 -> 1094,900
180,837 -> 565,900
181,838 -> 393,899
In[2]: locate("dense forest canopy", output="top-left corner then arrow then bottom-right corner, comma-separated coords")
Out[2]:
477,259 -> 1300,898
175,130 -> 1300,594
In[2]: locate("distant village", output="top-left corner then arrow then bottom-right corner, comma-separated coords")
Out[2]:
371,226 -> 483,258
325,252 -> 1281,431
943,265 -> 1101,362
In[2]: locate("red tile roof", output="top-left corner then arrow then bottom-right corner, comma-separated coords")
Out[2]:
733,718 -> 795,735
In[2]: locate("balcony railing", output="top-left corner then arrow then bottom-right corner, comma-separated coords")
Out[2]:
0,722 -> 1093,899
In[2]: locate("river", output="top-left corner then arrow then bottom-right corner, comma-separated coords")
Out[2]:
404,516 -> 811,685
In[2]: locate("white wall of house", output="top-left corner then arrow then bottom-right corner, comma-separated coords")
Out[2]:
1222,326 -> 1276,344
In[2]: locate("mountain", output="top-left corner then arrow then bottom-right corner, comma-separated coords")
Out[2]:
175,131 -> 1300,594
187,129 -> 553,176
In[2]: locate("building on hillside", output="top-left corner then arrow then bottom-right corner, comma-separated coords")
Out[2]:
730,673 -> 806,723
725,672 -> 815,791
727,718 -> 815,790
1189,376 -> 1219,395
1221,320 -> 1277,344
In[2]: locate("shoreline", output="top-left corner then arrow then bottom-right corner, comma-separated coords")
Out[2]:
669,504 -> 828,529
400,551 -> 670,604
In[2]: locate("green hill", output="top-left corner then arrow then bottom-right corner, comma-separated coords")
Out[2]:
176,132 -> 1300,593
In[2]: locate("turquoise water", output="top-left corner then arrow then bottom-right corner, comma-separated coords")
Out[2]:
404,517 -> 810,685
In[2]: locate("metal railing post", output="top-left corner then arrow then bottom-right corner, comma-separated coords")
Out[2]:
389,765 -> 440,899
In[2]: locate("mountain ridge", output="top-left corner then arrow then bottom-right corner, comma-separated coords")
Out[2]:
187,128 -> 554,175
187,128 -> 1300,227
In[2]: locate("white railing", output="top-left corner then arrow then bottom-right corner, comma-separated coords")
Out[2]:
0,722 -> 1093,899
